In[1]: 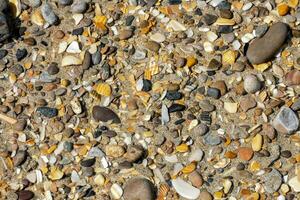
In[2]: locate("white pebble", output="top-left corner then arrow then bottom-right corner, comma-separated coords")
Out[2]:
203,42 -> 214,52
66,41 -> 81,53
206,31 -> 218,42
232,40 -> 241,50
241,33 -> 254,43
111,183 -> 123,199
242,2 -> 253,11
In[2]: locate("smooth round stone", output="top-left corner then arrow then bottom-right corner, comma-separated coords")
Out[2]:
41,3 -> 58,25
203,14 -> 218,25
192,123 -> 209,136
71,1 -> 88,13
47,63 -> 59,75
80,158 -> 96,167
13,119 -> 27,131
92,106 -> 121,123
168,104 -> 186,113
262,169 -> 282,193
203,134 -> 221,146
13,150 -> 27,167
285,69 -> 300,86
246,22 -> 289,64
17,190 -> 34,200
82,51 -> 91,70
123,177 -> 156,200
243,74 -> 261,93
188,171 -> 203,187
199,190 -> 213,200
238,147 -> 253,161
207,87 -> 221,99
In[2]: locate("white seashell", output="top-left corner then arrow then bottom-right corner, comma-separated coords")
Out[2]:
66,41 -> 81,53
232,40 -> 241,50
203,42 -> 214,52
172,178 -> 200,200
164,155 -> 178,163
150,32 -> 166,43
58,41 -> 68,54
136,78 -> 144,91
167,20 -> 187,32
36,170 -> 43,183
61,55 -> 82,66
70,98 -> 82,114
188,149 -> 203,162
161,104 -> 170,125
242,2 -> 253,11
72,13 -> 83,25
111,183 -> 123,199
188,119 -> 198,131
207,31 -> 218,42
223,179 -> 233,194
26,171 -> 37,183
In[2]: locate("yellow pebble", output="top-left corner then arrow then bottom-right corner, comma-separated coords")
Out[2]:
95,83 -> 112,96
214,191 -> 223,199
176,143 -> 189,153
277,4 -> 290,16
252,134 -> 263,151
288,0 -> 299,8
186,56 -> 198,67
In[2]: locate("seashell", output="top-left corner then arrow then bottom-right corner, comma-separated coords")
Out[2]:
214,18 -> 235,26
95,83 -> 112,96
285,69 -> 300,86
176,143 -> 189,153
213,158 -> 230,169
48,167 -> 64,180
172,178 -> 200,200
181,162 -> 196,174
223,179 -> 232,194
61,55 -> 82,67
222,50 -> 237,65
94,15 -> 107,31
224,102 -> 238,113
253,62 -> 271,72
31,9 -> 45,26
90,90 -> 101,100
9,0 -> 21,18
66,41 -> 81,54
158,183 -> 170,197
72,13 -> 83,25
161,104 -> 170,125
58,41 -> 68,54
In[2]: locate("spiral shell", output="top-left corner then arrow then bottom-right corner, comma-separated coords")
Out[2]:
95,83 -> 112,96
156,183 -> 170,200
181,162 -> 196,174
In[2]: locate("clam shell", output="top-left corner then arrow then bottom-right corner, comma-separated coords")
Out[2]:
61,55 -> 82,67
95,83 -> 112,96
222,50 -> 237,65
31,9 -> 45,26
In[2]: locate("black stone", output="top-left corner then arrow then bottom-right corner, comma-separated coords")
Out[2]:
217,1 -> 231,9
47,62 -> 59,75
92,106 -> 121,123
16,48 -> 28,61
17,190 -> 34,200
72,27 -> 84,35
92,48 -> 101,65
174,119 -> 185,125
93,129 -> 102,138
83,188 -> 95,197
218,25 -> 233,34
194,8 -> 202,16
169,0 -> 181,5
37,107 -> 58,118
142,79 -> 152,92
207,87 -> 221,99
80,158 -> 96,167
200,112 -> 211,124
203,14 -> 218,25
102,130 -> 117,138
208,58 -> 222,71
0,49 -> 7,59
125,15 -> 135,26
168,104 -> 186,113
166,91 -> 182,100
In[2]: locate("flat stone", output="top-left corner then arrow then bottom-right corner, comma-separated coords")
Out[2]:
71,1 -> 88,13
238,147 -> 253,161
240,95 -> 257,112
37,107 -> 58,118
41,3 -> 58,25
92,106 -> 121,123
203,134 -> 221,146
262,169 -> 282,193
272,106 -> 299,134
13,150 -> 27,167
123,177 -> 156,200
246,22 -> 289,64
124,145 -> 144,163
17,190 -> 34,200
288,176 -> 300,192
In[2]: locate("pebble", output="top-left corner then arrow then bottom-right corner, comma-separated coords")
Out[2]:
123,178 -> 156,200
150,32 -> 166,43
240,95 -> 257,112
207,87 -> 221,99
166,91 -> 182,100
47,63 -> 59,75
13,150 -> 27,167
188,149 -> 204,162
262,169 -> 283,193
192,123 -> 209,136
255,24 -> 268,37
243,74 -> 261,93
124,145 -> 144,163
172,178 -> 200,199
80,158 -> 96,167
17,190 -> 34,200
204,134 -> 222,146
41,3 -> 58,25
37,107 -> 58,118
252,134 -> 263,151
29,0 -> 41,7
0,12 -> 9,42
199,190 -> 213,200
92,106 -> 121,123
272,106 -> 299,134
188,171 -> 203,187
71,0 -> 88,13
16,48 -> 28,61
111,183 -> 123,199
238,147 -> 253,161
119,29 -> 134,40
288,176 -> 300,192
246,22 -> 289,64
105,145 -> 125,158
285,69 -> 300,86
59,0 -> 73,6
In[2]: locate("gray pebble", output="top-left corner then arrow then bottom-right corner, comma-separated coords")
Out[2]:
262,169 -> 282,193
203,134 -> 221,146
71,0 -> 88,13
255,24 -> 268,38
29,0 -> 42,8
41,3 -> 58,25
243,74 -> 261,93
58,0 -> 73,6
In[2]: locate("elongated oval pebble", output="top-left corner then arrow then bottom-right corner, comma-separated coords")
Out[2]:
111,183 -> 123,199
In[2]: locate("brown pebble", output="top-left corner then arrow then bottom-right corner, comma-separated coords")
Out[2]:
53,30 -> 65,39
188,171 -> 203,187
119,29 -> 133,40
199,190 -> 213,200
238,147 -> 254,161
